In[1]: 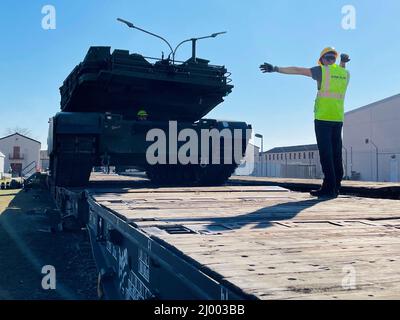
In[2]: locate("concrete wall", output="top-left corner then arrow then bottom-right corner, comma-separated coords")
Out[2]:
0,134 -> 41,177
344,94 -> 400,182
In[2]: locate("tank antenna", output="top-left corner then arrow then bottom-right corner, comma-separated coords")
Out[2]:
117,18 -> 173,60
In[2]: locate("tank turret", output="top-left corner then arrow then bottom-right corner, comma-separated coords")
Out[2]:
60,46 -> 233,121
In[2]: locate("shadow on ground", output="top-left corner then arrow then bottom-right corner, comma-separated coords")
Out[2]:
0,188 -> 97,300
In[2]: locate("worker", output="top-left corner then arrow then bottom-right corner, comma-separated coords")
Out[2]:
260,47 -> 350,198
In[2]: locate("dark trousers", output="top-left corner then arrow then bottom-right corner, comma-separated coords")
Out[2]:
314,120 -> 344,192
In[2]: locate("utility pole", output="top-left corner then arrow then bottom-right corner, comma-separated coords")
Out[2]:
255,134 -> 264,176
365,139 -> 379,182
342,146 -> 348,179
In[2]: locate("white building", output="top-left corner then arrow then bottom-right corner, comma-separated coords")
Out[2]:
262,144 -> 322,179
0,151 -> 4,178
344,94 -> 400,182
0,133 -> 41,177
40,150 -> 50,172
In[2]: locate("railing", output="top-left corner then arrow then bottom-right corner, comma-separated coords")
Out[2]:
21,161 -> 37,178
9,153 -> 24,160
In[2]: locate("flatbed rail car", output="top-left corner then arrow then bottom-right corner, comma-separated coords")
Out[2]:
54,174 -> 400,300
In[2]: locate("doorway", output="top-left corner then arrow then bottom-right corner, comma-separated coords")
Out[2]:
390,156 -> 399,182
10,163 -> 22,177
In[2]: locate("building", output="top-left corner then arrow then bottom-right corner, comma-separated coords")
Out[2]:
344,94 -> 400,182
0,133 -> 41,177
40,150 -> 50,171
0,151 -> 4,178
261,144 -> 322,179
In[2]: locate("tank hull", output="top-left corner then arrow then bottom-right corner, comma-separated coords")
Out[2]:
48,112 -> 251,187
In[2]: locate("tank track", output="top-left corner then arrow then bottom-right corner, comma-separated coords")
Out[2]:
50,135 -> 96,188
145,164 -> 237,186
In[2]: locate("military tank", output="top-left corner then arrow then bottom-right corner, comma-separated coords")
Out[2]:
48,20 -> 251,188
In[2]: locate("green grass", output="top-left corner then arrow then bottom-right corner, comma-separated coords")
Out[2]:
1,177 -> 23,183
0,189 -> 19,213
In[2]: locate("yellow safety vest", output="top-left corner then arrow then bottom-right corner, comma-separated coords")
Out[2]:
314,64 -> 349,122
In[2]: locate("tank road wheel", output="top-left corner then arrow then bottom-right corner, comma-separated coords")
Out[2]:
51,136 -> 96,187
145,164 -> 237,186
146,165 -> 190,186
193,164 -> 237,186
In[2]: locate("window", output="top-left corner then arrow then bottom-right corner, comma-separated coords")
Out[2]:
299,153 -> 302,160
13,146 -> 20,159
294,153 -> 296,160
304,152 -> 306,159
311,152 -> 314,159
269,155 -> 272,161
273,154 -> 275,161
289,153 -> 292,160
281,154 -> 283,160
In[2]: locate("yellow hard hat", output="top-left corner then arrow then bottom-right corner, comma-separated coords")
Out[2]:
318,47 -> 338,65
137,110 -> 148,117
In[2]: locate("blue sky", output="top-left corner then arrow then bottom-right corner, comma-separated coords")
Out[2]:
0,0 -> 399,151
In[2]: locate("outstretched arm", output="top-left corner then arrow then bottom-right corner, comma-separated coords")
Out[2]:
276,67 -> 312,77
260,63 -> 311,77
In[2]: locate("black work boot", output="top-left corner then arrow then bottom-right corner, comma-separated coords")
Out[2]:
336,182 -> 342,196
310,188 -> 338,199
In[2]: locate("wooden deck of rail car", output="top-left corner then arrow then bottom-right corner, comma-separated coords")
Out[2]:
89,185 -> 400,300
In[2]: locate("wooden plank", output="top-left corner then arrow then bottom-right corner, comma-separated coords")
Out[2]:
89,183 -> 400,300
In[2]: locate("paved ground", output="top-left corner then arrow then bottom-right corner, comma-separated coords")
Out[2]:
0,187 -> 97,300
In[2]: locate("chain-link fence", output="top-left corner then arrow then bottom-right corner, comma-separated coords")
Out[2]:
251,162 -> 320,179
245,151 -> 400,183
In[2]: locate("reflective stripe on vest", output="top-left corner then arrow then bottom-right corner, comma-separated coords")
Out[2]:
314,64 -> 349,122
317,92 -> 345,99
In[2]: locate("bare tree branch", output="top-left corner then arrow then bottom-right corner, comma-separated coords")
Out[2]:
4,127 -> 32,137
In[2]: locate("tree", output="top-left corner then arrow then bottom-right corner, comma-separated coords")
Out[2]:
4,127 -> 32,137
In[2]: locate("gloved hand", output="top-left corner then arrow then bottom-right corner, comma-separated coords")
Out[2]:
340,54 -> 351,63
260,63 -> 278,73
